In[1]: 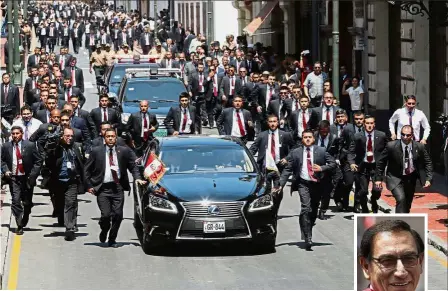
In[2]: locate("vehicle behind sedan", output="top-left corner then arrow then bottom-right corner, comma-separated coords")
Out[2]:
133,136 -> 277,254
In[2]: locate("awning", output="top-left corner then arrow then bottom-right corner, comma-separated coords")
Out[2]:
243,0 -> 279,37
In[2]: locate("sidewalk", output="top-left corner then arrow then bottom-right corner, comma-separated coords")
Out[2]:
373,173 -> 448,256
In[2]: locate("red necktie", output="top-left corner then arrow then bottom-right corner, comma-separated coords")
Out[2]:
109,148 -> 119,183
15,143 -> 25,175
230,77 -> 235,95
306,147 -> 317,181
270,132 -> 276,161
66,90 -> 70,102
199,74 -> 203,91
213,77 -> 218,96
3,85 -> 8,103
326,108 -> 330,121
236,110 -> 246,136
34,79 -> 37,89
295,100 -> 299,111
302,110 -> 307,130
143,113 -> 149,141
367,134 -> 373,162
181,108 -> 188,132
268,87 -> 273,103
103,108 -> 107,121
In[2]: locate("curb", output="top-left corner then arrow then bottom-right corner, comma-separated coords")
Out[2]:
0,187 -> 13,290
368,196 -> 448,257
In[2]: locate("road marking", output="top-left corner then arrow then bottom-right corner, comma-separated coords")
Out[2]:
84,82 -> 94,89
7,234 -> 22,290
428,249 -> 448,268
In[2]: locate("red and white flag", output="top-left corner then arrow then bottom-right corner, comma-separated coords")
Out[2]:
144,152 -> 166,184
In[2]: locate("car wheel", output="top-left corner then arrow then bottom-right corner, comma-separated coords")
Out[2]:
141,232 -> 158,255
253,237 -> 276,254
133,208 -> 143,238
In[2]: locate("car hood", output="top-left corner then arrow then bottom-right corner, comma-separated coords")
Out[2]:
158,173 -> 261,202
122,103 -> 173,116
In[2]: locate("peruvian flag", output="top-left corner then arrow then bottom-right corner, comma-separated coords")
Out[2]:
144,153 -> 166,184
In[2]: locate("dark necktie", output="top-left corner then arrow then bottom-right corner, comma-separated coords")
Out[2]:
181,108 -> 188,132
271,132 -> 276,162
295,100 -> 299,111
358,127 -> 362,133
408,111 -> 413,126
15,143 -> 25,175
3,85 -> 8,103
326,107 -> 330,121
367,134 -> 373,162
66,90 -> 70,102
320,137 -> 325,147
143,113 -> 149,141
109,148 -> 119,183
404,145 -> 411,175
306,147 -> 317,181
268,87 -> 273,103
236,110 -> 246,136
103,108 -> 107,121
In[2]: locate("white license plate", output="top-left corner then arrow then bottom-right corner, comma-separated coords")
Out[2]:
154,129 -> 168,137
203,221 -> 225,233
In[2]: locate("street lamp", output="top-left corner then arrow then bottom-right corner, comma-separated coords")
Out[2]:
12,0 -> 22,87
154,0 -> 158,39
207,0 -> 213,41
6,0 -> 13,74
332,0 -> 340,101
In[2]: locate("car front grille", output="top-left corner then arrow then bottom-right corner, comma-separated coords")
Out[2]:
178,229 -> 249,238
182,201 -> 245,218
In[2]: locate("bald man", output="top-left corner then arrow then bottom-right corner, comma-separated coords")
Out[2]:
126,100 -> 159,156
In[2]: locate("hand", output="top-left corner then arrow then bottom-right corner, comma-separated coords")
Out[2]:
344,79 -> 350,85
423,181 -> 431,188
257,106 -> 262,113
280,158 -> 287,165
173,131 -> 179,136
420,139 -> 427,145
271,187 -> 281,195
149,126 -> 156,132
335,159 -> 341,166
135,179 -> 147,185
374,181 -> 383,189
4,171 -> 11,177
89,68 -> 92,74
391,133 -> 397,140
247,120 -> 253,128
280,119 -> 285,126
222,95 -> 227,101
312,164 -> 322,172
189,92 -> 193,97
87,188 -> 95,195
350,164 -> 358,172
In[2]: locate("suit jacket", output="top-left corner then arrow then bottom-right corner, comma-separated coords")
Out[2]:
73,107 -> 98,138
340,123 -> 364,161
219,75 -> 243,100
375,140 -> 433,190
1,140 -> 42,184
46,142 -> 86,194
267,99 -> 291,122
56,54 -> 73,69
279,146 -> 337,187
98,34 -> 112,45
217,107 -> 253,136
1,84 -> 20,116
63,67 -> 85,92
27,54 -> 41,68
70,28 -> 83,39
160,59 -> 180,69
314,105 -> 340,123
250,84 -> 278,110
35,109 -> 51,124
126,111 -> 159,145
348,130 -> 388,165
289,109 -> 319,139
139,33 -> 153,46
84,145 -> 141,192
117,32 -> 131,47
46,26 -> 59,38
24,77 -> 39,105
60,87 -> 86,107
90,107 -> 121,133
230,59 -> 247,72
314,133 -> 340,157
249,130 -> 295,168
244,59 -> 260,74
188,74 -> 212,98
164,105 -> 199,135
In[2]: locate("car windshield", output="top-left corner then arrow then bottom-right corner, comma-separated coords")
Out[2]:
159,146 -> 256,174
124,80 -> 185,105
109,65 -> 158,84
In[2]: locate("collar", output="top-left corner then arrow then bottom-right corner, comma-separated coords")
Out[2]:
13,140 -> 22,147
401,140 -> 412,150
365,130 -> 374,138
305,145 -> 314,151
107,145 -> 116,152
269,129 -> 278,135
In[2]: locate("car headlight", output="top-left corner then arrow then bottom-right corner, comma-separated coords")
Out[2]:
148,194 -> 178,214
248,194 -> 273,212
121,112 -> 130,123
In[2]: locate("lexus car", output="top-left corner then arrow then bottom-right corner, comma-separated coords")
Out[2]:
133,136 -> 277,254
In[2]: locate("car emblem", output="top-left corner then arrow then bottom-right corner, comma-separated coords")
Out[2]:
207,205 -> 220,216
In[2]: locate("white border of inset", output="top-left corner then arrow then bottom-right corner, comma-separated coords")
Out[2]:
354,213 -> 428,291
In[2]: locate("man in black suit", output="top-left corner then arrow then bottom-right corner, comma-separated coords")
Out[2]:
85,129 -> 146,247
348,116 -> 388,213
249,74 -> 278,132
126,100 -> 159,155
70,22 -> 82,54
289,95 -> 319,144
164,93 -> 199,136
188,63 -> 211,131
117,27 -> 131,48
217,96 -> 253,143
47,22 -> 59,53
1,73 -> 21,120
56,47 -> 72,71
63,57 -> 85,93
277,129 -> 336,250
35,94 -> 58,124
90,94 -> 121,133
60,110 -> 88,150
61,77 -> 86,107
219,65 -> 243,108
139,27 -> 153,55
24,67 -> 40,105
45,127 -> 86,241
267,86 -> 292,131
1,126 -> 42,235
374,125 -> 433,213
27,47 -> 42,70
70,95 -> 98,138
249,115 -> 295,215
314,91 -> 340,125
92,121 -> 127,148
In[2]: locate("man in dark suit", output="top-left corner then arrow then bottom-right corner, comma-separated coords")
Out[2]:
313,91 -> 340,125
217,96 -> 253,143
277,129 -> 337,250
249,74 -> 278,132
70,22 -> 82,54
45,127 -> 86,241
160,51 -> 180,68
1,73 -> 21,120
313,120 -> 341,219
117,27 -> 131,48
63,57 -> 85,93
289,95 -> 319,144
90,94 -> 121,133
35,95 -> 58,124
61,77 -> 86,107
24,67 -> 40,105
47,22 -> 59,53
244,52 -> 260,74
188,64 -> 211,131
92,121 -> 127,148
1,126 -> 42,235
374,125 -> 433,213
85,129 -> 146,247
219,65 -> 243,108
27,47 -> 42,70
139,27 -> 153,55
60,111 -> 89,151
126,100 -> 159,155
164,92 -> 199,136
70,95 -> 98,138
56,47 -> 73,71
249,115 -> 295,215
348,116 -> 388,213
267,86 -> 292,131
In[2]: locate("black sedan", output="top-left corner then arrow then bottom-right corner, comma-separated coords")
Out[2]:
133,136 -> 277,254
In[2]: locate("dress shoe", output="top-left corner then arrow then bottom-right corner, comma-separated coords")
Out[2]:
318,211 -> 326,220
73,226 -> 79,232
64,231 -> 75,241
108,241 -> 119,248
305,239 -> 313,251
336,202 -> 344,211
99,230 -> 108,243
16,227 -> 24,235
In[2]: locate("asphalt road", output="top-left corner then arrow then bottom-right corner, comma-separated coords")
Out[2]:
1,43 -> 447,290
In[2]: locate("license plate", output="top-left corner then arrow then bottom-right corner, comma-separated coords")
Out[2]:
154,129 -> 168,137
203,221 -> 225,233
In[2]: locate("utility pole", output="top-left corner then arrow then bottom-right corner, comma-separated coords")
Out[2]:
332,0 -> 340,101
23,0 -> 28,23
154,0 -> 158,39
362,0 -> 369,114
12,0 -> 22,87
169,0 -> 174,32
207,0 -> 213,41
6,0 -> 13,74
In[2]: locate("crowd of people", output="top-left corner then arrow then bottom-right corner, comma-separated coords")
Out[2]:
0,0 -> 436,251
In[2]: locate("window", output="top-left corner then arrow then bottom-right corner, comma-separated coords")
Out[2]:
124,80 -> 185,105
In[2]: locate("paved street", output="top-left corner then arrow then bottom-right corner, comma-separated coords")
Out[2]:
1,43 -> 446,290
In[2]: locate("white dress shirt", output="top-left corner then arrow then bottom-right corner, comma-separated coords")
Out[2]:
297,109 -> 310,138
101,108 -> 109,122
12,141 -> 25,176
364,131 -> 375,163
140,113 -> 150,137
12,118 -> 42,140
300,146 -> 314,181
401,142 -> 415,175
265,85 -> 274,108
179,108 -> 192,134
266,129 -> 280,164
103,146 -> 121,183
322,106 -> 334,125
231,109 -> 246,137
317,135 -> 329,149
389,108 -> 430,141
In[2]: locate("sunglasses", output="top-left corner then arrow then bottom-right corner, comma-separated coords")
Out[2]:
401,133 -> 413,137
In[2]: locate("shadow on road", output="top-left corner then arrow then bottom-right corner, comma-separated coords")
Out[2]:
43,232 -> 89,238
84,242 -> 140,248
